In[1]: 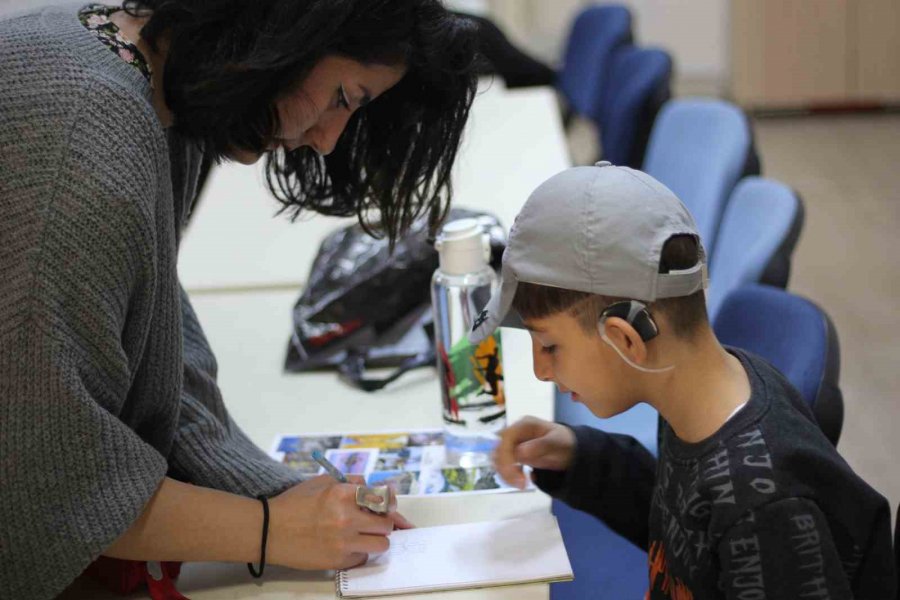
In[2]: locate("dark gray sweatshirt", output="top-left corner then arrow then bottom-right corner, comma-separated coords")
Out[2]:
536,349 -> 896,598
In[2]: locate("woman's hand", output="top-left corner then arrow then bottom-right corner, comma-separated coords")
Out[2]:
267,475 -> 413,570
346,476 -> 414,531
493,416 -> 577,489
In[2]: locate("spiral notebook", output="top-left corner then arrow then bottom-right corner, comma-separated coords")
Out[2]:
336,514 -> 573,598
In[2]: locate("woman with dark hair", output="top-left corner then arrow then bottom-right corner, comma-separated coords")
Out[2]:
0,1 -> 477,598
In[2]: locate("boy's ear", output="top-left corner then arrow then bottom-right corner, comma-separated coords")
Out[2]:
599,300 -> 660,342
601,316 -> 649,364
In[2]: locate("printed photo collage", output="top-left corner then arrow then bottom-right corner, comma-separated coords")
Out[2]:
270,430 -> 525,496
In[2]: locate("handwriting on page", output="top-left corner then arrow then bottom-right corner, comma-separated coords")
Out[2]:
392,538 -> 427,555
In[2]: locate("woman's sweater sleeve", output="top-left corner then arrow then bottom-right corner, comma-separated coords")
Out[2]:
0,85 -> 174,599
166,286 -> 305,496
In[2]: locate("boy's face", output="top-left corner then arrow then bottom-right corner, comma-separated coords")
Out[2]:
524,311 -> 636,418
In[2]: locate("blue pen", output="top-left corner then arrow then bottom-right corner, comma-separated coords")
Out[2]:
311,450 -> 349,483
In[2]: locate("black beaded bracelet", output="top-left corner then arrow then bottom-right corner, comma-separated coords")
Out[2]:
247,495 -> 269,578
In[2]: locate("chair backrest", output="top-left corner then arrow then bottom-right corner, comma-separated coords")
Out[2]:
598,45 -> 672,168
713,285 -> 844,445
550,499 -> 648,600
557,4 -> 632,122
706,177 -> 805,318
642,98 -> 754,256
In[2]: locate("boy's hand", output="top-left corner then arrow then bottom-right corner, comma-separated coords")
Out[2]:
493,416 -> 576,489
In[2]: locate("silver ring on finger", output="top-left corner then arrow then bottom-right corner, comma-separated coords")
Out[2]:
355,485 -> 390,514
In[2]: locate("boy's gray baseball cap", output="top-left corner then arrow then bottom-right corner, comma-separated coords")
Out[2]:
469,162 -> 707,344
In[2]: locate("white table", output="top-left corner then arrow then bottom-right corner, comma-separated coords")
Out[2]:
179,290 -> 556,599
62,83 -> 572,599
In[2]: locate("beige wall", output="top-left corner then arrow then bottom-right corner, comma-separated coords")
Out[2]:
730,0 -> 900,108
0,0 -> 732,95
486,0 -> 729,95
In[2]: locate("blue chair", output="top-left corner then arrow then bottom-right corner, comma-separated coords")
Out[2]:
551,397 -> 656,597
552,378 -> 658,599
551,499 -> 648,600
555,393 -> 659,456
557,4 -> 632,125
598,46 -> 672,169
643,98 -> 759,256
713,285 -> 844,445
706,177 -> 805,319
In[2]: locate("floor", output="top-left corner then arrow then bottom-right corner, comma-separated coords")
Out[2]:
571,112 -> 900,517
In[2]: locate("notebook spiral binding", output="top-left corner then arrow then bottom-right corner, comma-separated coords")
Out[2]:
336,569 -> 349,597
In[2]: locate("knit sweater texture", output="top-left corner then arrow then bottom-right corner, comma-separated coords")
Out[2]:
0,7 -> 304,599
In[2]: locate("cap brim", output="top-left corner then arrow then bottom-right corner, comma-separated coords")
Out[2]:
468,265 -> 520,344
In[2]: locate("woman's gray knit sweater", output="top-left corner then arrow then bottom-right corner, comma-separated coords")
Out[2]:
0,7 -> 304,599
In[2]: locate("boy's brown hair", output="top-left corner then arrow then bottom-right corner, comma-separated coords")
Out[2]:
511,235 -> 707,339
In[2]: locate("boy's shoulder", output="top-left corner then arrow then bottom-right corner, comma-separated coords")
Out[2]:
655,349 -> 896,597
660,348 -> 888,543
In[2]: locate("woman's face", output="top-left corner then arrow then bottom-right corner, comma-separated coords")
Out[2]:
230,56 -> 407,164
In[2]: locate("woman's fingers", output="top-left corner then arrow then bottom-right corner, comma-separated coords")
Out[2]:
337,552 -> 369,570
347,532 -> 391,555
353,511 -> 395,536
270,477 -> 403,571
390,511 -> 415,530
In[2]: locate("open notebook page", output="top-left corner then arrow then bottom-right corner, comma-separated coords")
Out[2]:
336,513 -> 573,598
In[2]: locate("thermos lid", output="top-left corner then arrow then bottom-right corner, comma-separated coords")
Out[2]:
435,218 -> 490,275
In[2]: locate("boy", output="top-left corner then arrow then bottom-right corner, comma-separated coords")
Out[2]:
470,163 -> 896,598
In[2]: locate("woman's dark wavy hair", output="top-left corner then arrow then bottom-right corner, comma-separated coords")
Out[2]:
123,0 -> 479,241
